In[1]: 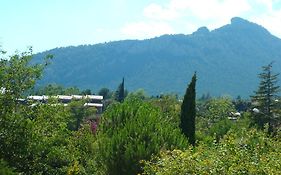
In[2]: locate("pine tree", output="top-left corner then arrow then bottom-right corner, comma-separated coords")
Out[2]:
180,73 -> 196,145
251,62 -> 280,131
116,77 -> 125,102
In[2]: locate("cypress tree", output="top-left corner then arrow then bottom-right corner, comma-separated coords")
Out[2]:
251,62 -> 280,131
116,77 -> 125,102
180,73 -> 196,145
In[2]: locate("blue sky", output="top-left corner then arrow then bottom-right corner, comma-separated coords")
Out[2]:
1,0 -> 281,54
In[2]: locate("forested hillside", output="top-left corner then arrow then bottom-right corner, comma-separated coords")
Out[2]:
34,17 -> 281,97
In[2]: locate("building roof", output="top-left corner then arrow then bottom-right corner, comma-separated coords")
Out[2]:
85,95 -> 103,100
72,95 -> 83,99
28,96 -> 45,101
57,95 -> 72,100
84,103 -> 103,107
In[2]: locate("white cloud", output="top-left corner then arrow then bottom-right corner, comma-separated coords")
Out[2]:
184,23 -> 200,34
121,21 -> 174,38
140,0 -> 252,34
121,0 -> 281,39
250,9 -> 281,38
143,3 -> 179,20
144,0 -> 251,21
255,0 -> 273,10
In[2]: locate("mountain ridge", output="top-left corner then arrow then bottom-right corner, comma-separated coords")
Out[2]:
34,17 -> 281,97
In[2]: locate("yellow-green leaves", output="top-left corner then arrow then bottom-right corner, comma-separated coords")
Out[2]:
143,128 -> 281,175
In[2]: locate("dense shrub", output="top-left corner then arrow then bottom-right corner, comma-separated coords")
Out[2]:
94,98 -> 187,175
142,127 -> 281,175
0,159 -> 17,175
0,50 -> 99,174
196,97 -> 238,143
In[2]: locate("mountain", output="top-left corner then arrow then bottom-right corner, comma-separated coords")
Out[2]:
34,17 -> 281,98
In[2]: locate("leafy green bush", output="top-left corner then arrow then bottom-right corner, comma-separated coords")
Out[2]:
0,50 -> 100,174
204,97 -> 235,122
94,98 -> 187,175
142,127 -> 281,175
150,96 -> 181,122
196,97 -> 238,143
0,159 -> 17,175
67,124 -> 104,175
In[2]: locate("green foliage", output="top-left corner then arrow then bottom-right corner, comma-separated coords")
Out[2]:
67,125 -> 104,175
64,86 -> 81,95
67,100 -> 96,130
201,97 -> 235,122
94,98 -> 187,175
252,62 -> 280,115
24,104 -> 74,174
98,87 -> 112,99
180,73 -> 196,145
251,62 -> 280,132
115,78 -> 125,102
126,88 -> 148,100
199,92 -> 212,101
0,49 -> 51,173
98,87 -> 113,110
149,94 -> 181,125
34,84 -> 81,95
1,92 -> 77,174
142,127 -> 281,175
0,159 -> 17,175
196,97 -> 239,143
1,48 -> 50,100
0,50 -> 99,174
81,89 -> 92,95
34,84 -> 65,95
2,48 -> 281,175
233,95 -> 251,112
67,161 -> 80,175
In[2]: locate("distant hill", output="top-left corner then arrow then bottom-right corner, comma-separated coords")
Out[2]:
34,17 -> 281,98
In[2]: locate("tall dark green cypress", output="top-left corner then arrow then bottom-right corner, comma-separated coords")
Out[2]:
116,77 -> 125,102
180,73 -> 196,146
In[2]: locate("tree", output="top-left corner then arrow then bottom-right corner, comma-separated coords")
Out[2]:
0,49 -> 76,173
0,49 -> 49,168
204,97 -> 235,122
98,87 -> 112,99
196,97 -> 239,144
34,84 -> 64,95
67,100 -> 96,131
94,98 -> 187,175
33,84 -> 82,95
180,73 -> 197,146
233,95 -> 251,112
64,86 -> 80,95
0,48 -> 50,100
115,77 -> 125,102
126,88 -> 147,100
199,92 -> 211,101
149,94 -> 181,125
81,89 -> 92,95
0,49 -> 100,174
251,62 -> 280,131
